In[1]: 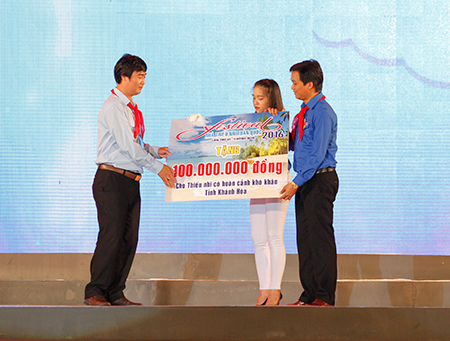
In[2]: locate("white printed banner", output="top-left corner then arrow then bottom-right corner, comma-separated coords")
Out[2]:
165,111 -> 289,202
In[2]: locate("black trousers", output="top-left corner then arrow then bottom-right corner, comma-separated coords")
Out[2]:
295,170 -> 339,305
85,169 -> 141,302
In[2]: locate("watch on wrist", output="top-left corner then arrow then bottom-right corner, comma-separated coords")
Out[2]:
291,181 -> 299,190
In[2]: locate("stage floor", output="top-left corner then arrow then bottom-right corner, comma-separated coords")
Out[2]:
1,305 -> 450,341
1,253 -> 450,340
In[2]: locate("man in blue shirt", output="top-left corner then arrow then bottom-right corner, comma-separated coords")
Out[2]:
84,54 -> 176,306
280,60 -> 339,306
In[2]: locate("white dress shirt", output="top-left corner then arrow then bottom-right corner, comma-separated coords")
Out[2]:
95,88 -> 164,175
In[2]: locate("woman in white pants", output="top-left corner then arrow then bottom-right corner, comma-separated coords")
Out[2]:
251,79 -> 289,305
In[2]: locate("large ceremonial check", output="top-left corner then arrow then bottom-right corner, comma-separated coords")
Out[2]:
165,111 -> 289,202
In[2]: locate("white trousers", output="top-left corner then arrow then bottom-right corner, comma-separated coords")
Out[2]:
250,197 -> 289,290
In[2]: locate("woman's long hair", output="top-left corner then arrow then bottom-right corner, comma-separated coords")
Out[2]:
254,79 -> 284,111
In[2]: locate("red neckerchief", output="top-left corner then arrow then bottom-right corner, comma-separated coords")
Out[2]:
111,89 -> 145,139
291,95 -> 325,148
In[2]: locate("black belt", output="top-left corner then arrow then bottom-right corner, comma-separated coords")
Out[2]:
98,164 -> 141,181
316,167 -> 335,174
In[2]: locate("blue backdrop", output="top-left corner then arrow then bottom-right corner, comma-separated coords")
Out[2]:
1,0 -> 449,254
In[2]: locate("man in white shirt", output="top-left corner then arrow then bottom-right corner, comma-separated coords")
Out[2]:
84,54 -> 176,306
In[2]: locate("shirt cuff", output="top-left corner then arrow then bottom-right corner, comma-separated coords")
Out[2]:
146,159 -> 164,174
292,175 -> 303,188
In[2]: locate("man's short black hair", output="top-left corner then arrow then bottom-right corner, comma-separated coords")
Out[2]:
290,60 -> 323,92
114,54 -> 147,84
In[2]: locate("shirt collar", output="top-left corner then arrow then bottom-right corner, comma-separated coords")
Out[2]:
112,87 -> 136,106
303,92 -> 323,110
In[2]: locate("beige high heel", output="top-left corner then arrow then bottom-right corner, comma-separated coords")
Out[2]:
256,289 -> 270,305
265,289 -> 282,306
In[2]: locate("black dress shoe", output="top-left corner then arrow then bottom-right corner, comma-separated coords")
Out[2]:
84,295 -> 111,306
309,298 -> 332,306
288,298 -> 331,306
110,297 -> 143,306
287,300 -> 308,306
